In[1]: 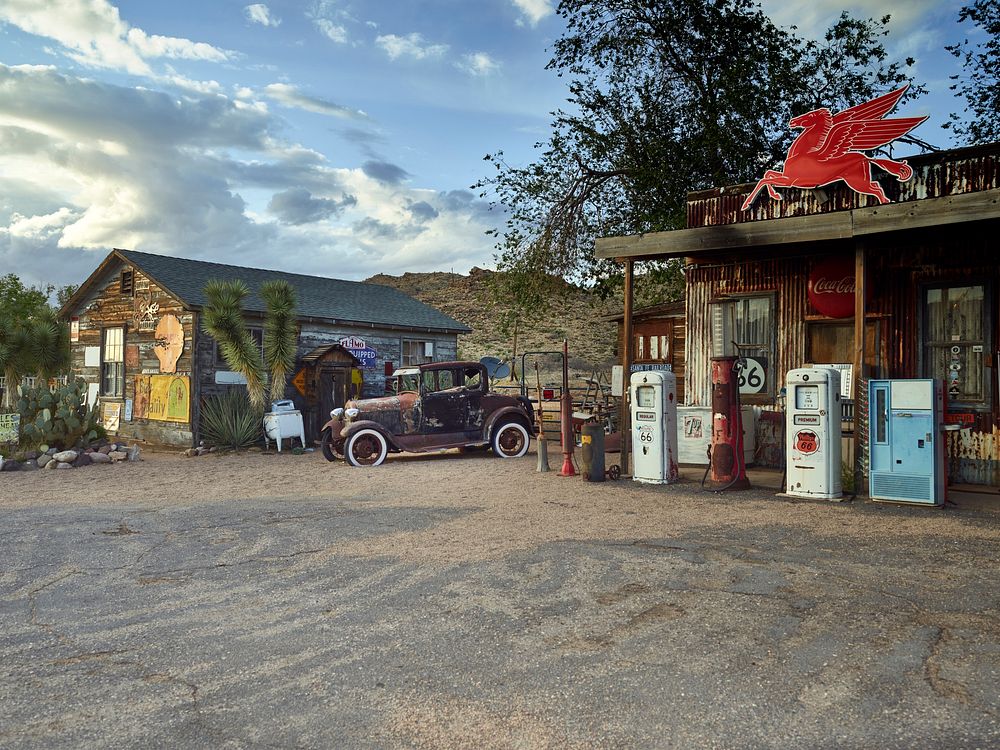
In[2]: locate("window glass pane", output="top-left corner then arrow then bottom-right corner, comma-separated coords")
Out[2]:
438,370 -> 454,390
660,336 -> 670,361
649,335 -> 658,360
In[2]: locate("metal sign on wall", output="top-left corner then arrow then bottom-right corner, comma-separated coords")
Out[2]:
0,413 -> 20,444
338,336 -> 378,369
742,85 -> 927,210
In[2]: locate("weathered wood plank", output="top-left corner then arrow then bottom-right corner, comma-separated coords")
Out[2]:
852,187 -> 1000,235
595,212 -> 853,260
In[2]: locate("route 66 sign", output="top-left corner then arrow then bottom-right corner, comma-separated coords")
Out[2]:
737,357 -> 767,395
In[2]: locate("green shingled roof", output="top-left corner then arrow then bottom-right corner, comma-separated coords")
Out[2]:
115,249 -> 471,333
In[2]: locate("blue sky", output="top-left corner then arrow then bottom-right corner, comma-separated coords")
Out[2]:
0,0 -> 978,290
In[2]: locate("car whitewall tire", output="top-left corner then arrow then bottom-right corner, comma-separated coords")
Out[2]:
346,428 -> 388,467
492,421 -> 530,459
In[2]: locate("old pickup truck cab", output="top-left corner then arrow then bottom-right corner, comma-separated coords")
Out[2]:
320,360 -> 534,467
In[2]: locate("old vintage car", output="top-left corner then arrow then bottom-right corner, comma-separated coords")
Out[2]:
320,360 -> 535,467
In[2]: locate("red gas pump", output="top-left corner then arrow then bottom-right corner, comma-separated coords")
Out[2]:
709,356 -> 751,491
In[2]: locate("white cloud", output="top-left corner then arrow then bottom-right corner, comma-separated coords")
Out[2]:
457,52 -> 501,77
0,0 -> 231,76
263,83 -> 369,120
245,4 -> 280,27
511,0 -> 554,26
375,33 -> 448,62
760,0 -> 944,39
315,18 -> 348,43
0,64 -> 497,288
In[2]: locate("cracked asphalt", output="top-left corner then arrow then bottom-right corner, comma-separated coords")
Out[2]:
1,449 -> 999,748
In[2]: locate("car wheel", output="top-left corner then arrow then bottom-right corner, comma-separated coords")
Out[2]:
346,428 -> 388,467
492,421 -> 530,459
321,428 -> 344,462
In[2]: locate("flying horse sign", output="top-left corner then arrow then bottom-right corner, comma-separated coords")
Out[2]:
742,85 -> 926,211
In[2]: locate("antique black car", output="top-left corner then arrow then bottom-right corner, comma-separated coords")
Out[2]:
320,361 -> 534,467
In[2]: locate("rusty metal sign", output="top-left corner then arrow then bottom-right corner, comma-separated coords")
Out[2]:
291,369 -> 307,397
743,85 -> 927,210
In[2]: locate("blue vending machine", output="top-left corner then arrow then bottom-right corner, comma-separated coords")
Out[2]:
868,379 -> 946,505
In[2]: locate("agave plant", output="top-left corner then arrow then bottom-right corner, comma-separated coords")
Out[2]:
199,390 -> 264,449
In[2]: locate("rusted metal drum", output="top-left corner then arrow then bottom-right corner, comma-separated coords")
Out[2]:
580,422 -> 606,482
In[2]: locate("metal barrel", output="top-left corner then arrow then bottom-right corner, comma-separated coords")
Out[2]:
580,421 -> 606,482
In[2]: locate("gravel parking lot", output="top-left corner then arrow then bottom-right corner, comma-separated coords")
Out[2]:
2,448 -> 999,748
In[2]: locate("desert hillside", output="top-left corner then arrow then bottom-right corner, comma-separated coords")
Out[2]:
365,268 -> 619,381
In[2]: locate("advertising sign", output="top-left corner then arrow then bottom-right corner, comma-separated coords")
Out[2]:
339,336 -> 378,369
742,85 -> 926,210
134,374 -> 190,423
0,413 -> 20,444
737,357 -> 767,395
808,257 -> 856,318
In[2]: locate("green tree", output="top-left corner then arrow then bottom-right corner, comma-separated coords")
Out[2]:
945,1 -> 1000,144
201,279 -> 298,411
0,274 -> 71,408
476,1 -> 924,301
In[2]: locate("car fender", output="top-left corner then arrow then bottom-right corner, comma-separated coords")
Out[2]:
321,416 -> 345,437
484,405 -> 535,440
341,419 -> 404,451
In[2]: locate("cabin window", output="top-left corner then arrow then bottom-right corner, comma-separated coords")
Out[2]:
120,269 -> 134,296
214,328 -> 263,367
922,284 -> 989,406
101,327 -> 124,397
402,340 -> 433,366
710,294 -> 775,398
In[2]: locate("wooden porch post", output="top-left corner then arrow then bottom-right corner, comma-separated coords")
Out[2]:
621,258 -> 634,476
853,242 -> 866,495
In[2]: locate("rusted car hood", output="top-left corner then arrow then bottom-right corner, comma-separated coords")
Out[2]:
346,392 -> 420,435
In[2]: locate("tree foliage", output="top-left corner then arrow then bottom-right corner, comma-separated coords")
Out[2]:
945,0 -> 1000,144
476,0 -> 924,301
0,274 -> 71,408
201,279 -> 298,412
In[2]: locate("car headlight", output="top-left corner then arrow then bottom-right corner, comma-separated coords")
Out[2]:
345,407 -> 360,418
331,408 -> 344,419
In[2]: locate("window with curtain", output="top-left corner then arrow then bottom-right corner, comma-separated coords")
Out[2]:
710,295 -> 775,397
923,284 -> 988,405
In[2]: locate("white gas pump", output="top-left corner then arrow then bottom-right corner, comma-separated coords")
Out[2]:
630,370 -> 679,484
785,367 -> 842,500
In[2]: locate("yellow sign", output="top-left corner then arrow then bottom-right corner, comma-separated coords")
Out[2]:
291,369 -> 307,397
102,401 -> 121,433
146,375 -> 190,423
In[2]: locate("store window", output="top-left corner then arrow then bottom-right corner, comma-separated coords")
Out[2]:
214,328 -> 263,367
633,320 -> 672,363
710,295 -> 775,397
923,284 -> 989,406
402,340 -> 433,366
101,327 -> 124,397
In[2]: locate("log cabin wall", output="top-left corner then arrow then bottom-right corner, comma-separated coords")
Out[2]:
69,265 -> 195,446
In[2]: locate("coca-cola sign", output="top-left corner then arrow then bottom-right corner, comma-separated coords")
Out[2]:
808,256 -> 855,318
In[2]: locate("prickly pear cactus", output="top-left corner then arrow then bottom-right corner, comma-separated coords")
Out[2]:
17,379 -> 106,450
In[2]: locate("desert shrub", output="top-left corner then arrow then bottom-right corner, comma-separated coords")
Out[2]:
200,390 -> 263,450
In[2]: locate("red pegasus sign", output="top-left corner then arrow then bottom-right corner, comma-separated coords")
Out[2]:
742,85 -> 926,211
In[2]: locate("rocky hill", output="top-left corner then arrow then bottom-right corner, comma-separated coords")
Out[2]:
365,268 -> 619,382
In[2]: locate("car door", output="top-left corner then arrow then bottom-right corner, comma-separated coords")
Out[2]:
419,368 -> 467,439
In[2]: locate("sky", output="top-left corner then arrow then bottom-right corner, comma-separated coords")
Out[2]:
0,0 -> 979,291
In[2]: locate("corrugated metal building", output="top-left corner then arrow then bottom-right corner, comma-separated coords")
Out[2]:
597,142 -> 1000,485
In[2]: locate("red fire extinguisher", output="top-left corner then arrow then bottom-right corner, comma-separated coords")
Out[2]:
707,355 -> 751,491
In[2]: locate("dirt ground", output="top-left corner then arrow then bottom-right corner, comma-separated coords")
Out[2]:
2,447 -> 1000,748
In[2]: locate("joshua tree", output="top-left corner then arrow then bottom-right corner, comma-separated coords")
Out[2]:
201,279 -> 298,411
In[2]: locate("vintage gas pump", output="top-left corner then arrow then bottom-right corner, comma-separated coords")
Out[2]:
630,370 -> 679,484
709,356 -> 750,490
785,367 -> 842,500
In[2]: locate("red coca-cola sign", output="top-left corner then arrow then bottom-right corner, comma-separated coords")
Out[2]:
808,256 -> 855,318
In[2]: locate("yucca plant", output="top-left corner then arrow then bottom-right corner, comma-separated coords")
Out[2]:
0,317 -> 33,408
260,280 -> 298,402
201,280 -> 268,410
199,390 -> 264,450
30,307 -> 72,381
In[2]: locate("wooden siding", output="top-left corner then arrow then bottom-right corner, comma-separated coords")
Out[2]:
69,265 -> 195,446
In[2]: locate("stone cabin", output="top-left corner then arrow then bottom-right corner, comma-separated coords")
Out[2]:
59,249 -> 471,447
